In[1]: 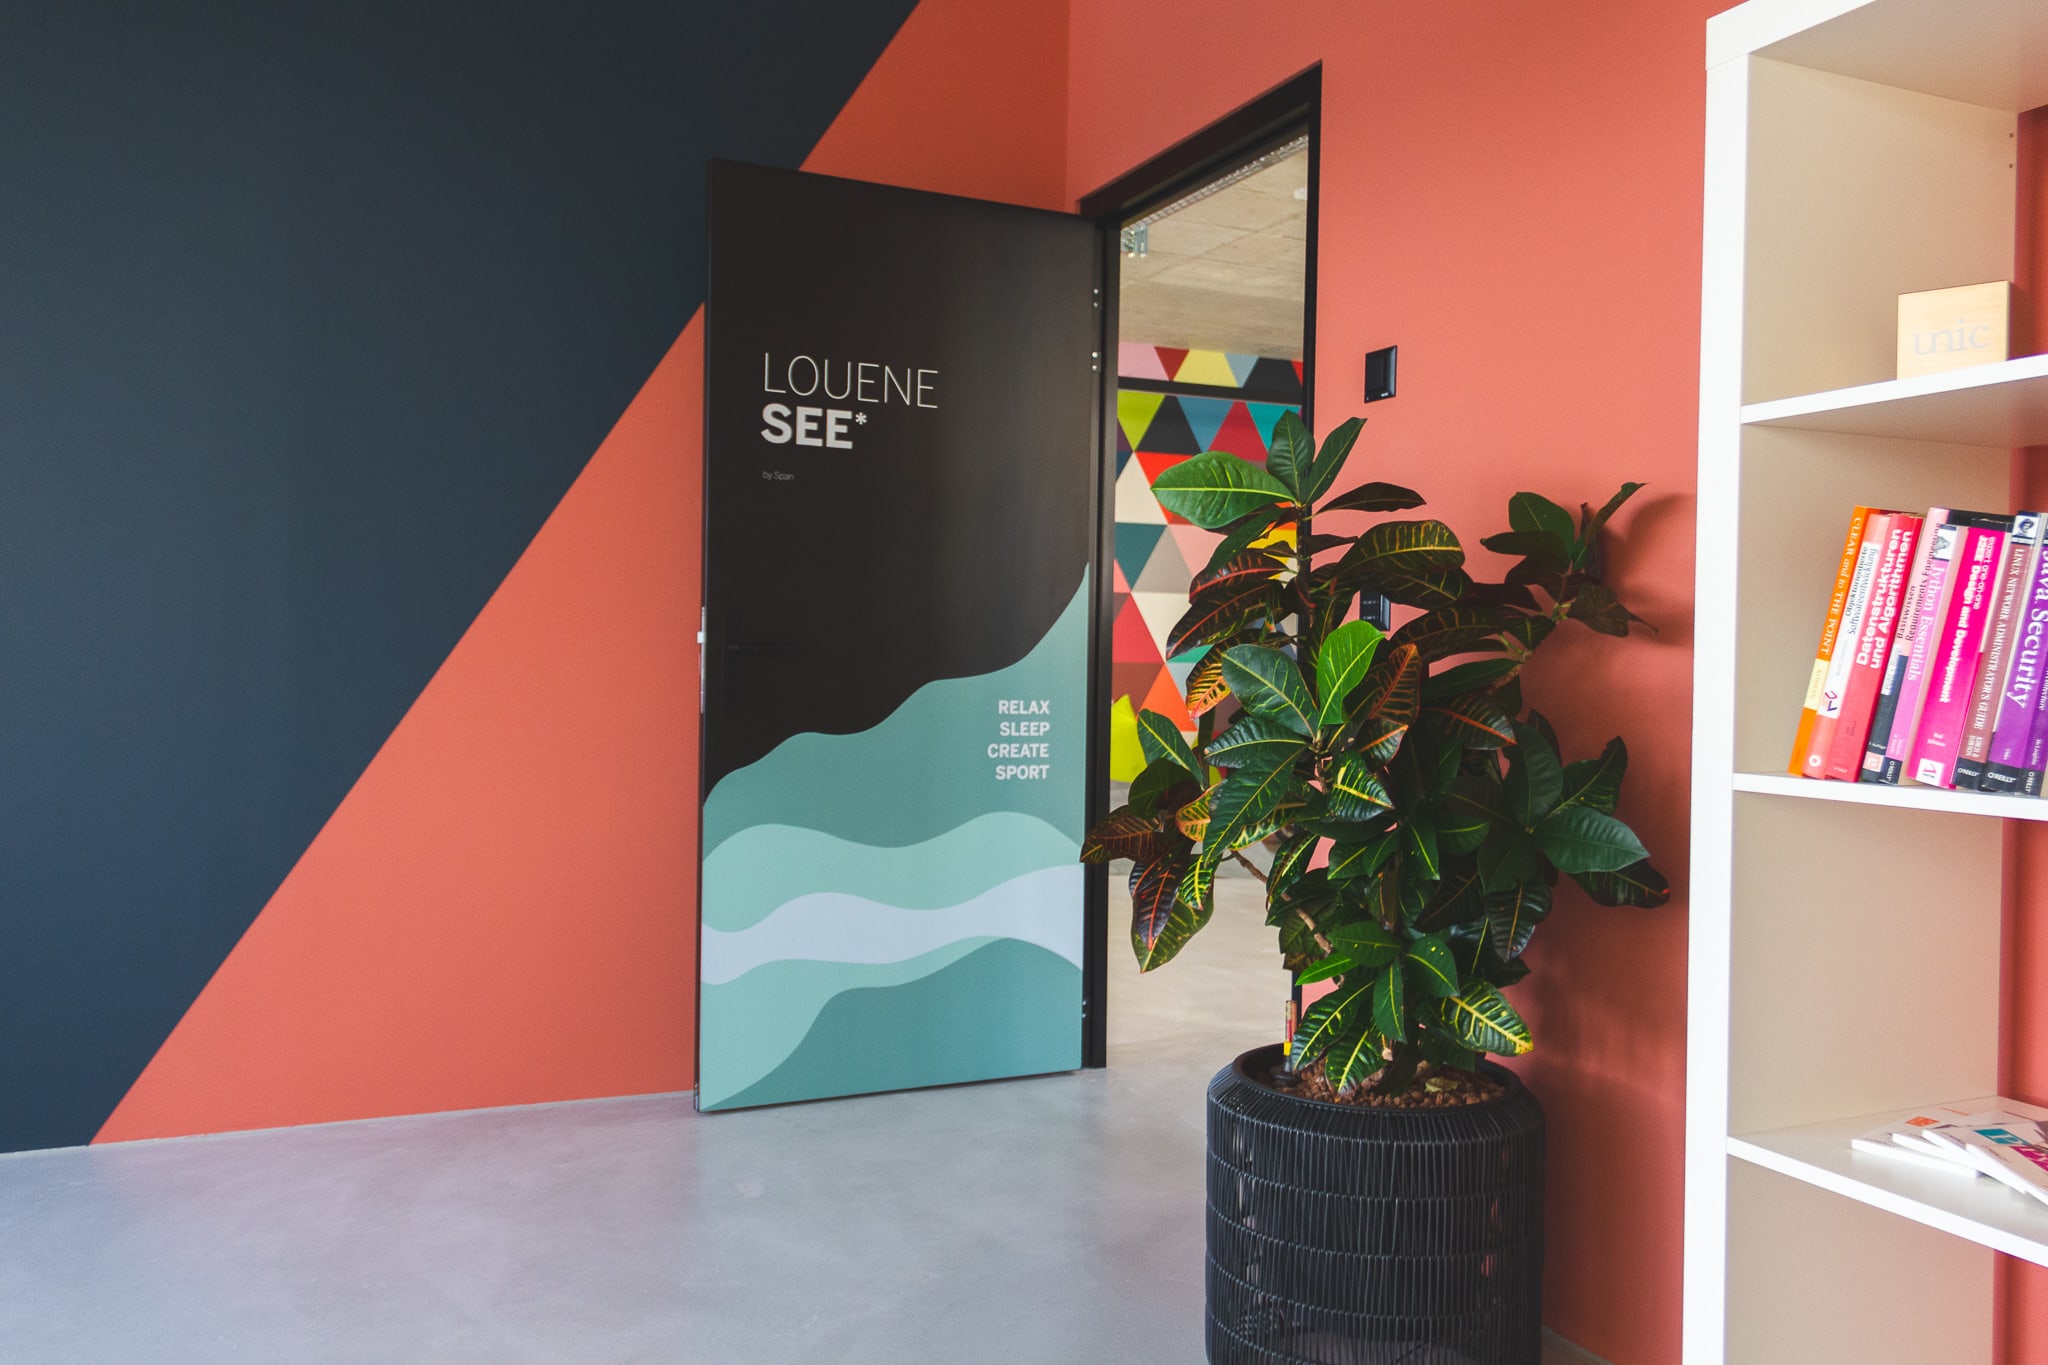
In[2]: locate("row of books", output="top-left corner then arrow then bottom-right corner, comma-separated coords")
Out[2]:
1790,505 -> 2048,794
1853,1104 -> 2048,1209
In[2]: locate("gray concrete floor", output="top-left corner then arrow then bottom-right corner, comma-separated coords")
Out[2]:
0,870 -> 1598,1364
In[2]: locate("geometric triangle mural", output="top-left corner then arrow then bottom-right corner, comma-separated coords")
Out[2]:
1109,349 -> 1300,741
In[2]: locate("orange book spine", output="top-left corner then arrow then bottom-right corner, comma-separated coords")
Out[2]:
1790,506 -> 1874,775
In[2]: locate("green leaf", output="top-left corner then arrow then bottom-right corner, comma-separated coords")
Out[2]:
1220,645 -> 1316,735
1404,933 -> 1460,997
1131,860 -> 1207,970
1327,832 -> 1399,884
1462,579 -> 1540,610
1172,786 -> 1215,842
1504,719 -> 1563,826
1081,810 -> 1166,863
1322,1018 -> 1386,1091
1477,821 -> 1542,892
1189,548 -> 1284,596
1294,954 -> 1355,986
1576,481 -> 1645,561
1321,480 -> 1425,515
1330,919 -> 1403,965
1508,491 -> 1577,561
1266,832 -> 1321,908
1391,606 -> 1505,663
1325,754 -> 1394,822
1558,737 -> 1627,814
1203,749 -> 1302,863
1339,519 -> 1464,584
1422,657 -> 1521,701
1424,694 -> 1517,750
1413,865 -> 1487,931
1444,774 -> 1504,820
1290,980 -> 1370,1063
1304,417 -> 1366,504
1416,1029 -> 1480,1074
1264,410 -> 1316,501
1565,582 -> 1649,638
1373,962 -> 1409,1043
1438,981 -> 1533,1056
1488,956 -> 1532,989
1176,855 -> 1216,912
1498,613 -> 1557,652
1376,567 -> 1470,611
1137,709 -> 1203,780
1571,858 -> 1672,907
1480,530 -> 1570,568
1126,760 -> 1198,817
1534,806 -> 1650,874
1200,515 -> 1290,580
1150,450 -> 1294,529
1437,799 -> 1492,856
1315,619 -> 1385,727
1204,714 -> 1309,770
1166,579 -> 1281,658
1346,642 -> 1422,734
1403,813 -> 1441,882
1352,711 -> 1409,767
1483,880 -> 1551,960
1277,907 -> 1325,972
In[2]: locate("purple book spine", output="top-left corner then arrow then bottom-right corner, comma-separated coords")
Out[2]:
1982,516 -> 2048,793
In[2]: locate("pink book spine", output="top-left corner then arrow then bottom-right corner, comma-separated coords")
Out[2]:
1885,519 -> 1959,773
1825,515 -> 1919,780
1910,526 -> 2004,787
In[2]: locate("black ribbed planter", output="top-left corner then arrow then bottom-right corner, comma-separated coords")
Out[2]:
1206,1044 -> 1545,1365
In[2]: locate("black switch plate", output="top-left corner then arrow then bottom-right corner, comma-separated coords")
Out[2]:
1364,345 -> 1397,402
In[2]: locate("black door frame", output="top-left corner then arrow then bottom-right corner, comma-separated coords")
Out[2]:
1077,68 -> 1322,1068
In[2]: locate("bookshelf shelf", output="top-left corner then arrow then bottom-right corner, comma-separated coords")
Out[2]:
1732,771 -> 2048,822
1689,0 -> 2044,1359
1742,354 -> 2048,449
1727,1098 -> 2048,1270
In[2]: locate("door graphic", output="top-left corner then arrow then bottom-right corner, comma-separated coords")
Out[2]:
699,162 -> 1100,1111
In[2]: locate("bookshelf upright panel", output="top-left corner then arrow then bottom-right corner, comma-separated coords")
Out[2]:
1689,0 -> 2048,1360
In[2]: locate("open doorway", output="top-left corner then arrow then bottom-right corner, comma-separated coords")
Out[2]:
1107,136 -> 1310,774
1080,72 -> 1318,1066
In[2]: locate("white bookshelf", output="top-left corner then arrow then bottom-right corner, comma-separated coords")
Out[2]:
1732,771 -> 2048,822
1727,1096 -> 2048,1269
1689,1 -> 2048,1361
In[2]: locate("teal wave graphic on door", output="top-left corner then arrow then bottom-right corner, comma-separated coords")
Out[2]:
698,578 -> 1088,1110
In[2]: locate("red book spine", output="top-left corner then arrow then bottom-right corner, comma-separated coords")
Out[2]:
1806,512 -> 1891,778
1825,514 -> 1921,779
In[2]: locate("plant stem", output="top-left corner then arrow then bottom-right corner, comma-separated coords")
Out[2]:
1228,850 -> 1268,883
1289,902 -> 1332,954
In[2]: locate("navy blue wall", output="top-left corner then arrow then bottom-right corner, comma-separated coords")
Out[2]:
0,0 -> 917,1153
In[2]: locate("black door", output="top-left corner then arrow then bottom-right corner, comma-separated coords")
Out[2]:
699,161 -> 1101,1111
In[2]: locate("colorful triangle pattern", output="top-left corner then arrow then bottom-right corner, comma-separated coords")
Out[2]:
1108,349 -> 1303,737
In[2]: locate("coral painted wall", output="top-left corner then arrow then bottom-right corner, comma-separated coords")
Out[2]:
85,0 -> 1071,1145
1067,3 -> 1715,1359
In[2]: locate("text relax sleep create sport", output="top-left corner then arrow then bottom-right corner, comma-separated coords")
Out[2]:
758,351 -> 938,449
992,699 -> 1052,781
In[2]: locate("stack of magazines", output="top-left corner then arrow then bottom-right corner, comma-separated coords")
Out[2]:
1852,1103 -> 2048,1207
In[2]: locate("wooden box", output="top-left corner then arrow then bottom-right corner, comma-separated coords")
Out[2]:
1897,281 -> 2010,378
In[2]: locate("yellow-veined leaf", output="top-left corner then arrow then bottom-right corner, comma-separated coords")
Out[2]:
1150,450 -> 1293,530
1437,981 -> 1533,1056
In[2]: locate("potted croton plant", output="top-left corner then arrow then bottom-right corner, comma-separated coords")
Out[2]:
1081,412 -> 1668,1365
